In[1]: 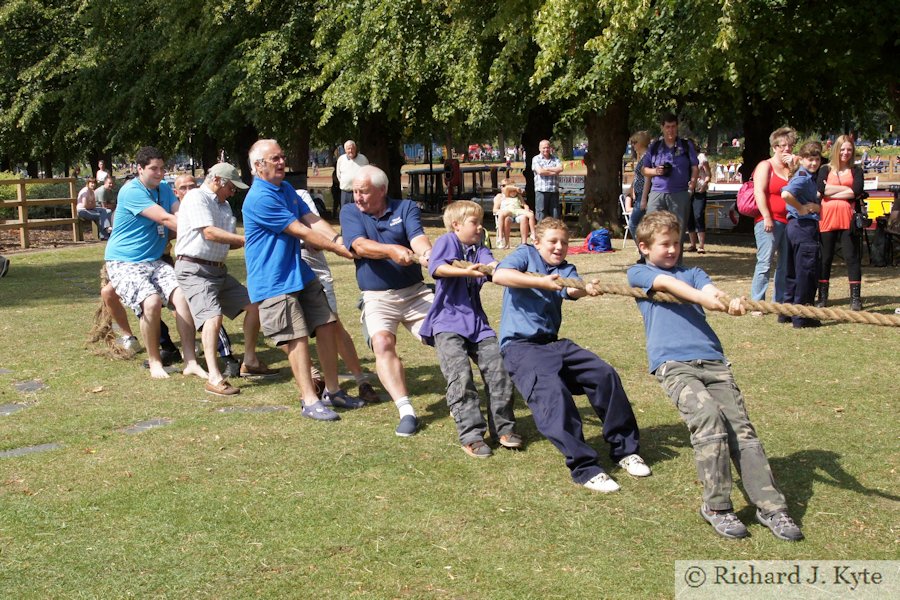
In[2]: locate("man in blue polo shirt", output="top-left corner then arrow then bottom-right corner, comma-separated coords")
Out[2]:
242,139 -> 359,422
104,146 -> 206,380
340,165 -> 434,437
642,112 -> 699,259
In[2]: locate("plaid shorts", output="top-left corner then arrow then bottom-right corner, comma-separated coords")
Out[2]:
106,259 -> 179,318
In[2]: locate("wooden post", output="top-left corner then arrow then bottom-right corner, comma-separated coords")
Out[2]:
71,179 -> 83,242
16,180 -> 28,249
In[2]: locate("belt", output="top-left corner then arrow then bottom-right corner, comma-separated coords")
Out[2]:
178,255 -> 224,268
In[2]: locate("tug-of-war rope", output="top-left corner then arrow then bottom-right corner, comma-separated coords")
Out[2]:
451,260 -> 900,328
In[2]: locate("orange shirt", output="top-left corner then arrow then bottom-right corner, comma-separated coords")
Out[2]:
819,169 -> 854,232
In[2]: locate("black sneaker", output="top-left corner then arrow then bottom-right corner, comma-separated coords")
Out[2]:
700,504 -> 748,539
756,510 -> 804,541
222,356 -> 241,379
160,347 -> 182,366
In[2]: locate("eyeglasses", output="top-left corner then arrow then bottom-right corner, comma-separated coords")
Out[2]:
265,154 -> 286,163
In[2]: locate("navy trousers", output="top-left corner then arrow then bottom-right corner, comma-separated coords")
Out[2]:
502,338 -> 641,484
785,219 -> 820,308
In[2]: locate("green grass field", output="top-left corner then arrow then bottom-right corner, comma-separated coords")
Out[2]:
0,228 -> 897,599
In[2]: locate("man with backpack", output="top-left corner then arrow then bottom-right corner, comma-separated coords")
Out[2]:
642,113 -> 698,261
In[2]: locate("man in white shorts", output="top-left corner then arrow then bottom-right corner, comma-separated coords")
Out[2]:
339,165 -> 434,437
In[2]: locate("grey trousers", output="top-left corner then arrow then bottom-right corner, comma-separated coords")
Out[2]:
434,332 -> 516,444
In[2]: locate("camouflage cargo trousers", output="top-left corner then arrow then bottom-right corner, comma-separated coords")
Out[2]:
656,359 -> 787,513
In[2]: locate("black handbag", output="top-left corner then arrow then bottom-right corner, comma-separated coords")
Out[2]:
851,193 -> 873,233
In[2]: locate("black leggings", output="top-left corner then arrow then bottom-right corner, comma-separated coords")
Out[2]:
819,229 -> 862,282
687,192 -> 707,233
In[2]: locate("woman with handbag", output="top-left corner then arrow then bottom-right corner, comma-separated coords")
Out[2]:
750,127 -> 796,313
816,135 -> 865,310
625,130 -> 652,242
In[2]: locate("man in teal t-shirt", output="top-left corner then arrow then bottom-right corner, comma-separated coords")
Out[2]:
104,146 -> 206,380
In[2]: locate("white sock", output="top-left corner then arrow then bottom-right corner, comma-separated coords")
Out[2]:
394,396 -> 415,418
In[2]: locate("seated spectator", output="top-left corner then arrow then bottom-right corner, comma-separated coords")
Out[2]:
492,179 -> 536,248
77,178 -> 112,240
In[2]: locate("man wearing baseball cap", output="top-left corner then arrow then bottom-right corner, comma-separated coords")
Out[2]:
175,162 -> 277,397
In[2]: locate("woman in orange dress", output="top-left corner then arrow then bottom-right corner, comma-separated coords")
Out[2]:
815,135 -> 865,310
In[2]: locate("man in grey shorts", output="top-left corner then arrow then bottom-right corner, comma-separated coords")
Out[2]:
242,139 -> 359,421
174,163 -> 277,397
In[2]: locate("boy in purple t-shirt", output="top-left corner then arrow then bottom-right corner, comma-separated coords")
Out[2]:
420,201 -> 520,458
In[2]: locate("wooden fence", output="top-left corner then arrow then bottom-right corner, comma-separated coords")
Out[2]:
0,178 -> 86,249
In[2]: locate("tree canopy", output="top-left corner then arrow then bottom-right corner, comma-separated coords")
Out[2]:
0,0 -> 895,229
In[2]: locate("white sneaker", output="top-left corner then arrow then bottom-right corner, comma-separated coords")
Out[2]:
618,454 -> 651,477
119,335 -> 141,353
583,472 -> 620,493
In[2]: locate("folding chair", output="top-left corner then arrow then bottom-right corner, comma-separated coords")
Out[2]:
618,194 -> 633,248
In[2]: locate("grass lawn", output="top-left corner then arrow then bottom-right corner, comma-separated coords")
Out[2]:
0,226 -> 897,599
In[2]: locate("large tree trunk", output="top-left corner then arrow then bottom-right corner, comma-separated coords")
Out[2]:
26,160 -> 38,178
234,124 -> 259,188
736,96 -> 776,233
520,104 -> 556,210
581,100 -> 629,236
287,120 -> 311,191
201,132 -> 218,172
360,114 -> 405,198
42,149 -> 53,178
740,97 -> 775,182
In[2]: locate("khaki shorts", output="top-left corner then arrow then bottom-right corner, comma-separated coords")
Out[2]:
258,278 -> 335,346
361,282 -> 434,340
175,261 -> 250,329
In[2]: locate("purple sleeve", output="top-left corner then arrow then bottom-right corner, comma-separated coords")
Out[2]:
475,245 -> 495,264
428,233 -> 458,278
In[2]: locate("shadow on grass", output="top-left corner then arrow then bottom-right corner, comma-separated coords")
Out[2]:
761,450 -> 900,523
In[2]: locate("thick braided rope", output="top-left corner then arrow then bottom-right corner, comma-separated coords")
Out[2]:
451,260 -> 900,327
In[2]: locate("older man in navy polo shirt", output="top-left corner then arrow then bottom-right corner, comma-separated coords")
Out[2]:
340,165 -> 434,437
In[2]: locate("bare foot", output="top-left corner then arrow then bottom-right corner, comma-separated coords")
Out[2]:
182,361 -> 208,379
148,360 -> 170,379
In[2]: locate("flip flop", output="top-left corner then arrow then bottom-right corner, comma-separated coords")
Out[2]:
697,248 -> 706,254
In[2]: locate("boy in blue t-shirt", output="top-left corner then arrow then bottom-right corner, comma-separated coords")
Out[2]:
420,201 -> 518,458
781,141 -> 823,328
493,218 -> 650,493
627,211 -> 803,541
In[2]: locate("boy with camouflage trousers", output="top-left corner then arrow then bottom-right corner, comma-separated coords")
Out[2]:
627,211 -> 803,541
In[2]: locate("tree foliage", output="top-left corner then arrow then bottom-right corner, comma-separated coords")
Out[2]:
0,0 -> 894,228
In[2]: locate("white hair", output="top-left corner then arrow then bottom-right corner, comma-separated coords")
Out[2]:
248,139 -> 278,175
344,139 -> 357,149
356,165 -> 388,191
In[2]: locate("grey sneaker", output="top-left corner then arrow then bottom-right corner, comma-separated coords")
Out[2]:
700,504 -> 749,539
119,335 -> 141,353
462,440 -> 493,458
756,510 -> 804,541
321,389 -> 365,409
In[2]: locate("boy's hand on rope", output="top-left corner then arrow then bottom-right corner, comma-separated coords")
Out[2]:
726,297 -> 747,316
584,279 -> 602,297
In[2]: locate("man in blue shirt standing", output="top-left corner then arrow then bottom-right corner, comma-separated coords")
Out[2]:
242,139 -> 360,421
340,165 -> 434,437
104,146 -> 206,380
